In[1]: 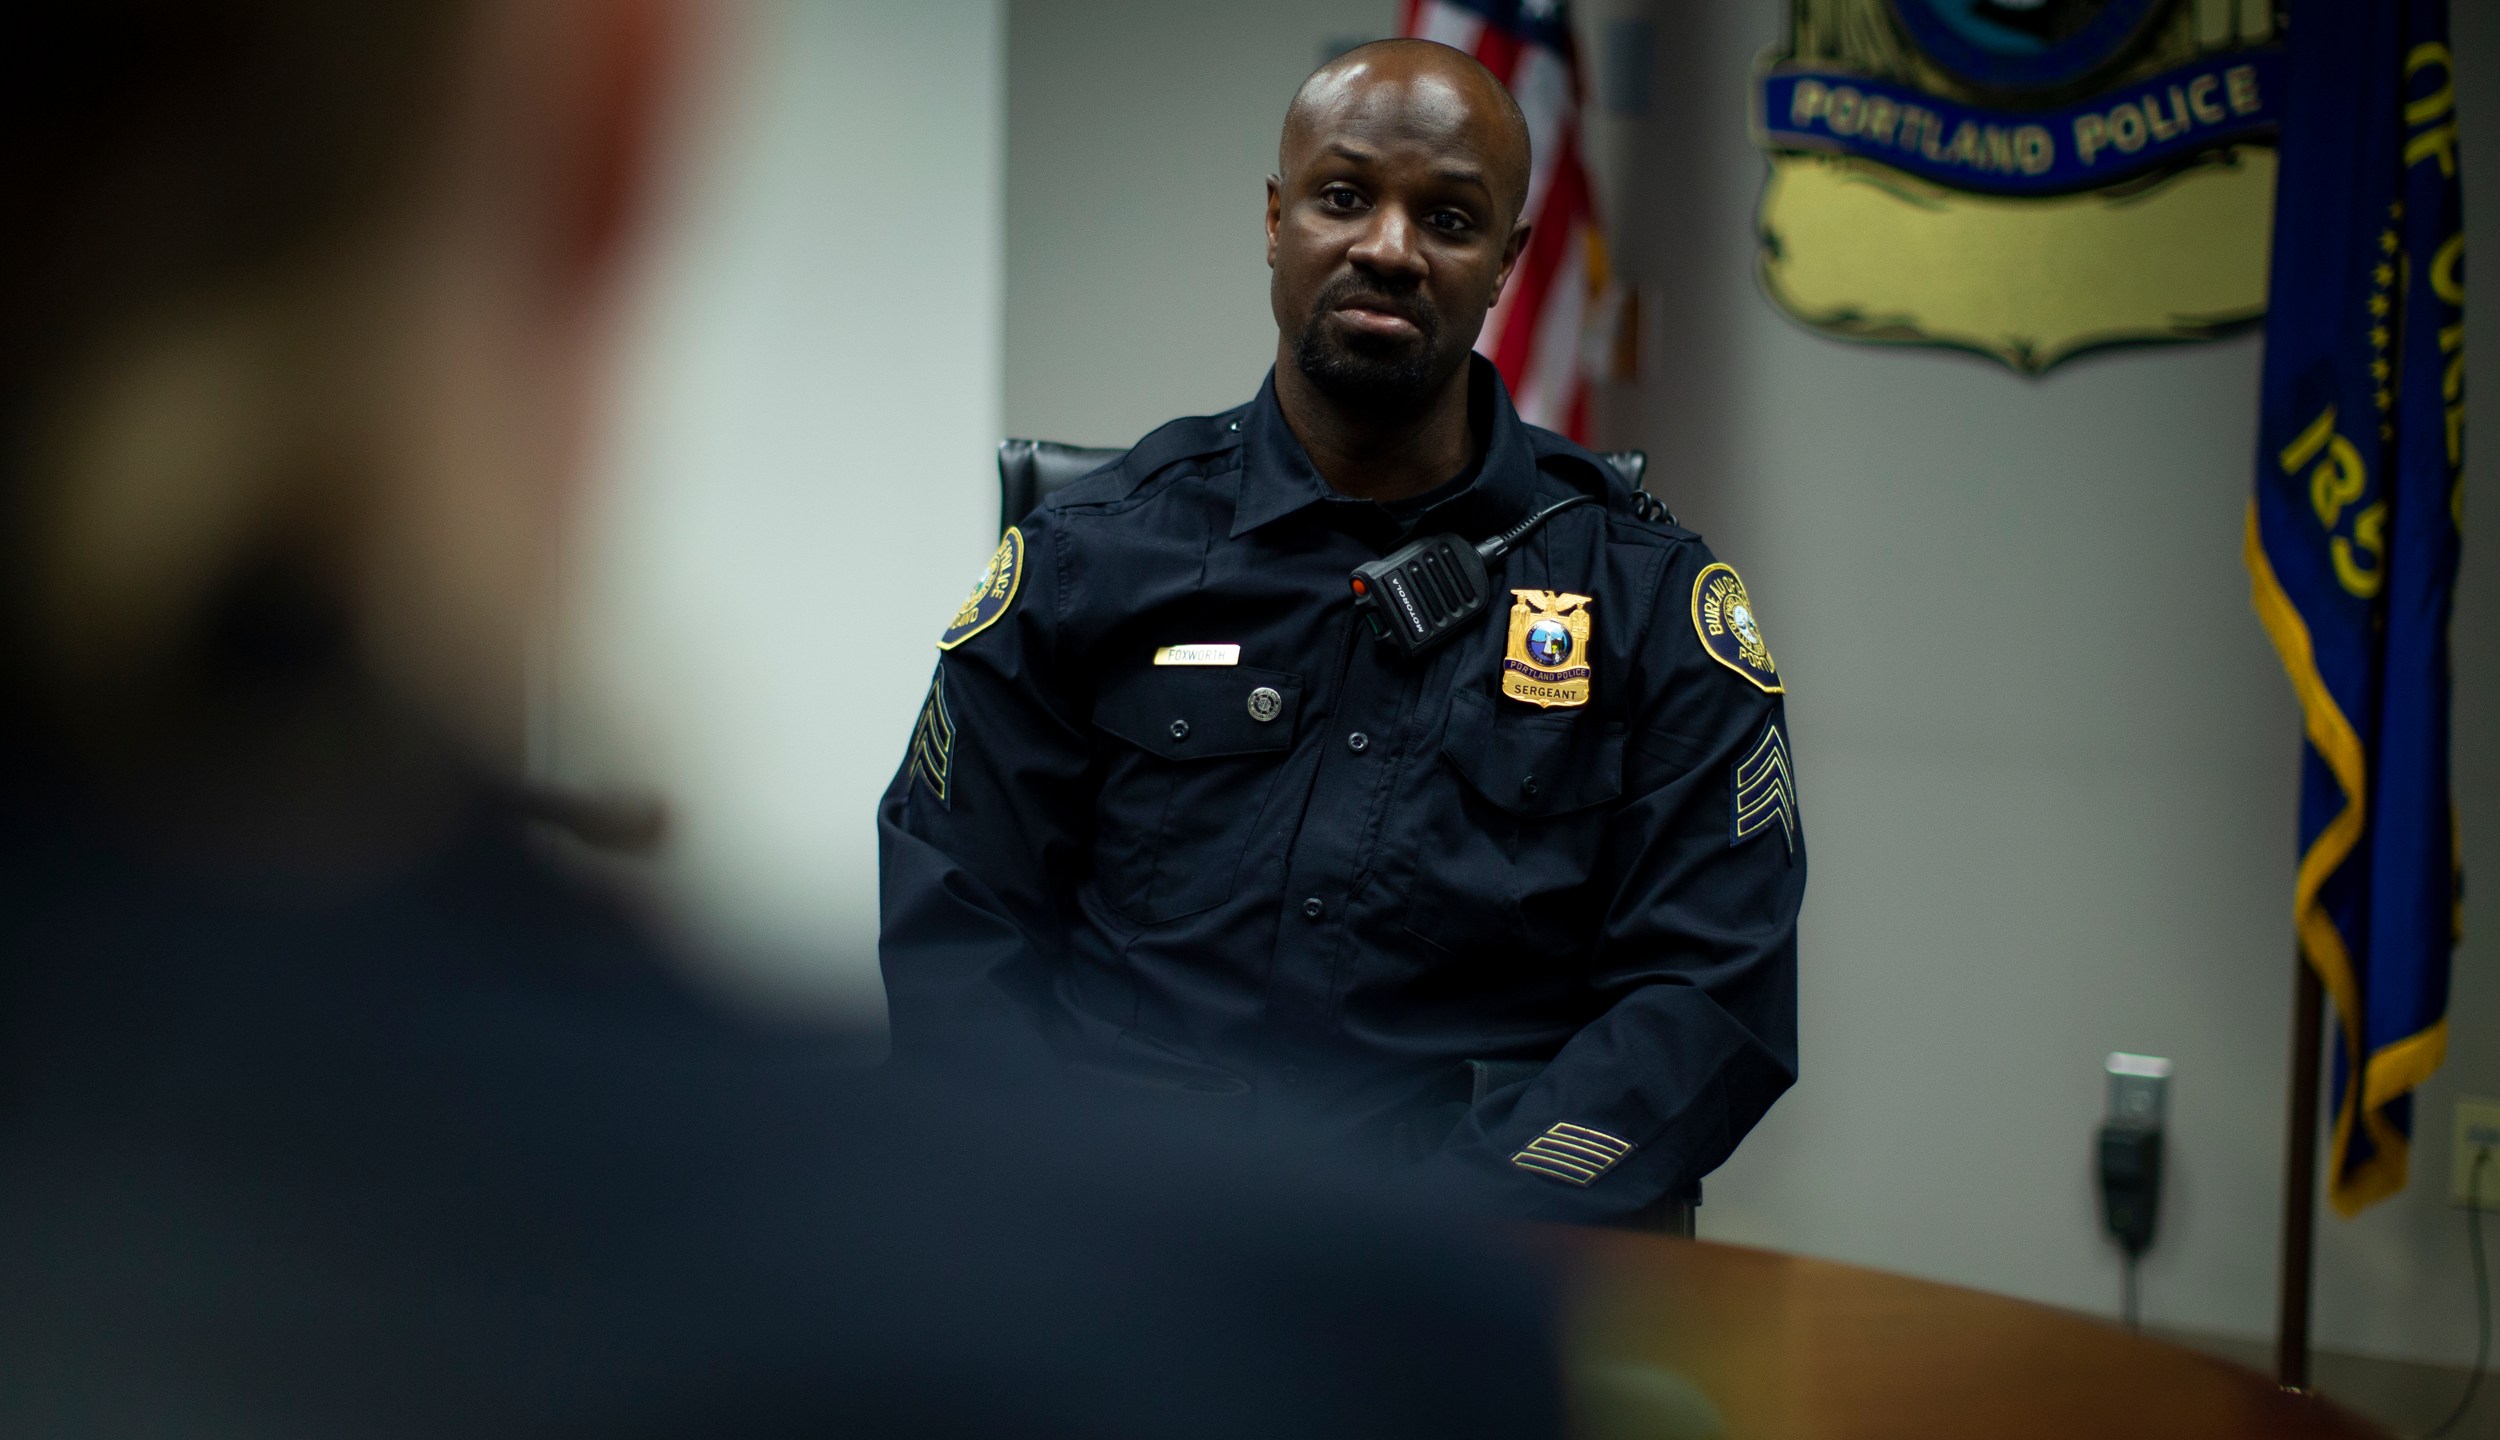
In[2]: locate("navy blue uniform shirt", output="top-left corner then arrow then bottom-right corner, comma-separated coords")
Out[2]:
880,360 -> 1802,1222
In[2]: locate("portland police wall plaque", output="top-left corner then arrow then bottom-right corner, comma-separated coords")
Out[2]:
1753,0 -> 2282,372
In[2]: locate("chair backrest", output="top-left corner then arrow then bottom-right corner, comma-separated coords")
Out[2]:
997,439 -> 1661,535
1601,449 -> 1647,499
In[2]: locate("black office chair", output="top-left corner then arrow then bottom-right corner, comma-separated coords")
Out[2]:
996,440 -> 1124,534
996,439 -> 1665,536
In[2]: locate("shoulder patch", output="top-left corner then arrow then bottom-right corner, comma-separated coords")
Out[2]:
909,668 -> 955,807
1691,562 -> 1783,693
938,528 -> 1023,651
1732,718 -> 1797,857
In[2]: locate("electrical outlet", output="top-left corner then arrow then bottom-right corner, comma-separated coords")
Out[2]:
2454,1098 -> 2500,1208
2106,1053 -> 2172,1126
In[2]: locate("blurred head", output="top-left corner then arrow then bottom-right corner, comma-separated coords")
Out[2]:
0,0 -> 687,776
1266,39 -> 1532,416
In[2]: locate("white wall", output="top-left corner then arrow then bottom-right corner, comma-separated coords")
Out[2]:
557,0 -> 1005,1018
999,0 -> 2498,1369
1005,0 -> 1398,441
1599,0 -> 2499,1371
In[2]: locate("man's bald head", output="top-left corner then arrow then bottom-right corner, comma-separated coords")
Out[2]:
1282,39 -> 1531,223
1265,35 -> 1537,425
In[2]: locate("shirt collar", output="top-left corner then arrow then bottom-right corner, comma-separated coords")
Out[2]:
1229,355 -> 1541,542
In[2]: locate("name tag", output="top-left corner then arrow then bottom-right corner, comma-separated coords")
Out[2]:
1153,644 -> 1240,667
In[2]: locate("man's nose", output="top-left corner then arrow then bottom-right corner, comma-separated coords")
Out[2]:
1346,205 -> 1428,281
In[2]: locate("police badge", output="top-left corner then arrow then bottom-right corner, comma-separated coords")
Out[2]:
1754,0 -> 2284,372
937,527 -> 1023,651
1692,563 -> 1783,694
1502,591 -> 1593,709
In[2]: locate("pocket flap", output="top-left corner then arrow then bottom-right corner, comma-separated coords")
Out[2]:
1440,688 -> 1624,817
1094,665 -> 1303,759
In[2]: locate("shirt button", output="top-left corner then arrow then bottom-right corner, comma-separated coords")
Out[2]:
1520,774 -> 1540,798
1280,1066 -> 1302,1087
1302,897 -> 1326,920
1169,719 -> 1190,741
1347,731 -> 1370,753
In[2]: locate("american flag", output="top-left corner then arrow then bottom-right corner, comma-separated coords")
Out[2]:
1398,0 -> 1609,440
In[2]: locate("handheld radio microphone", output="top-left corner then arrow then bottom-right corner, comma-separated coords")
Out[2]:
1347,495 -> 1595,659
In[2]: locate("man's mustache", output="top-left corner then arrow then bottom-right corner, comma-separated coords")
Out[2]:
1311,274 -> 1436,332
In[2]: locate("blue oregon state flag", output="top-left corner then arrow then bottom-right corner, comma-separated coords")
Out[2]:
2248,0 -> 2465,1215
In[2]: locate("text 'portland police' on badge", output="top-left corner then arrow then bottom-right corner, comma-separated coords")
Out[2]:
1502,590 -> 1594,709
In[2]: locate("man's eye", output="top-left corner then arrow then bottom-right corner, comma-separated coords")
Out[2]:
1321,187 -> 1364,210
1428,210 -> 1474,233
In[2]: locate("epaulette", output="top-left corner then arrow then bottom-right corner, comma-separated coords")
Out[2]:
1105,408 -> 1248,488
1036,407 -> 1249,515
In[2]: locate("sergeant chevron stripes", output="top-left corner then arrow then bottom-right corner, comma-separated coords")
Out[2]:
1732,719 -> 1797,855
910,670 -> 956,807
1510,1122 -> 1636,1186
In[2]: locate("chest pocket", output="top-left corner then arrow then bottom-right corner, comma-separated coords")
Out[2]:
1090,665 -> 1302,924
1403,687 -> 1625,957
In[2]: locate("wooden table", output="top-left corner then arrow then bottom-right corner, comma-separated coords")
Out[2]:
1553,1233 -> 2387,1440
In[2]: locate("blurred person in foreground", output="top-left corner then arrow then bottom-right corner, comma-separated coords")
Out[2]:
0,5 -> 1564,1436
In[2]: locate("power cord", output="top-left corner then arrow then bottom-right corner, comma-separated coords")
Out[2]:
2421,1145 -> 2492,1440
2098,1119 -> 2161,1332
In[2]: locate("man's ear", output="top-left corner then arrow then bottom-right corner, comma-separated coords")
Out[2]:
1265,174 -> 1284,268
1491,219 -> 1533,303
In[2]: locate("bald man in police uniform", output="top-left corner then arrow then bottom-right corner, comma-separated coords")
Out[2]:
879,40 -> 1801,1223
